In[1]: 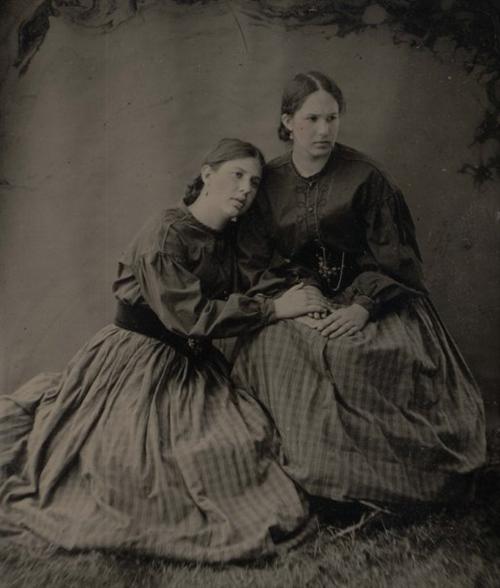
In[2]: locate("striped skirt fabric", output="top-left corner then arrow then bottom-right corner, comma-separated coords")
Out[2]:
231,297 -> 487,505
0,325 -> 310,562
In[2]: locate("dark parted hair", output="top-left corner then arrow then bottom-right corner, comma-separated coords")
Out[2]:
184,138 -> 266,205
278,71 -> 346,142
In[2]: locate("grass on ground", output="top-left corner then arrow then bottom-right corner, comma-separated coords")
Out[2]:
1,485 -> 499,588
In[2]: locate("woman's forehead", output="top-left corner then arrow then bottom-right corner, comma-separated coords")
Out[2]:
221,157 -> 262,173
299,90 -> 339,113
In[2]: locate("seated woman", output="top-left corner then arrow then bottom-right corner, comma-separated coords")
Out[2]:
0,138 -> 326,562
234,72 -> 487,508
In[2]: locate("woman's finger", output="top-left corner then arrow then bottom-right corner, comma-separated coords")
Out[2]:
305,302 -> 327,314
322,318 -> 353,336
345,326 -> 359,337
328,322 -> 354,339
321,323 -> 345,337
314,313 -> 338,330
319,316 -> 346,335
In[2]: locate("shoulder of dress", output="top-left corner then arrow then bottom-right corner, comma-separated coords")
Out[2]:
265,153 -> 290,171
336,143 -> 381,170
336,143 -> 400,190
158,208 -> 191,253
131,207 -> 187,259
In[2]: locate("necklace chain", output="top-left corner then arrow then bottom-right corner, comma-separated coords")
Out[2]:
317,248 -> 345,291
310,181 -> 345,292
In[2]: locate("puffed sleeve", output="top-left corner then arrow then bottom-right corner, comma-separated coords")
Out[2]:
348,169 -> 428,316
132,228 -> 276,339
237,192 -> 320,296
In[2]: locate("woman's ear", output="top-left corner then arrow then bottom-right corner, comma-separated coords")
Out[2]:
200,164 -> 212,184
281,113 -> 293,132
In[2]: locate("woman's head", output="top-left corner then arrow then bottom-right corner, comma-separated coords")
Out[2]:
185,138 -> 264,205
278,72 -> 345,142
185,138 -> 264,224
278,72 -> 344,162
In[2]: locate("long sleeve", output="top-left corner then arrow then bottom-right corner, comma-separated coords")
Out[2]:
348,169 -> 428,316
132,232 -> 276,339
237,193 -> 321,296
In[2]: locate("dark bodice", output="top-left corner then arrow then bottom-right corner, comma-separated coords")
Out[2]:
113,206 -> 275,338
237,143 -> 427,315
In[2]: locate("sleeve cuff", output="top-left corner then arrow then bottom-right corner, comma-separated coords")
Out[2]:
256,295 -> 277,324
301,276 -> 322,288
352,294 -> 376,318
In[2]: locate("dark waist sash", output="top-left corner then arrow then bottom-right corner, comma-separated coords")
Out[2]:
114,300 -> 209,357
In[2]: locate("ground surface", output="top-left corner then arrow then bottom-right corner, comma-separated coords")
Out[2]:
1,460 -> 499,588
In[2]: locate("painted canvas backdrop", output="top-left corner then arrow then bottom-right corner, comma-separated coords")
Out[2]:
1,1 -> 499,422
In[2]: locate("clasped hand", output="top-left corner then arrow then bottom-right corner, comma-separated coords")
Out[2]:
296,303 -> 370,339
274,283 -> 329,320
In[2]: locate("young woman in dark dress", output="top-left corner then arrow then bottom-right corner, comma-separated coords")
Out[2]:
0,138 -> 326,562
234,72 -> 487,507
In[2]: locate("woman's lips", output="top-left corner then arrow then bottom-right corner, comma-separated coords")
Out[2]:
230,198 -> 246,209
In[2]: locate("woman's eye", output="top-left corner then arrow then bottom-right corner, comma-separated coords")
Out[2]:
327,116 -> 338,122
308,116 -> 318,122
234,171 -> 243,178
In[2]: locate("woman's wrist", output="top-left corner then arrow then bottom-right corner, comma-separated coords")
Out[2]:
351,295 -> 375,319
256,295 -> 277,323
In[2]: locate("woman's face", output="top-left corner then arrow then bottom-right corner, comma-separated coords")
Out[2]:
201,157 -> 262,219
282,89 -> 340,160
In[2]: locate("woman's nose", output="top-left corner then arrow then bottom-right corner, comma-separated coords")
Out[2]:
317,119 -> 330,134
240,179 -> 252,194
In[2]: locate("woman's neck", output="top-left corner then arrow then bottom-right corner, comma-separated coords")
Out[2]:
188,197 -> 228,232
291,149 -> 331,178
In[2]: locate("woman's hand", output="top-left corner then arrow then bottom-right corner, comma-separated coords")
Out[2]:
312,303 -> 370,338
304,286 -> 329,319
274,283 -> 329,320
294,315 -> 322,329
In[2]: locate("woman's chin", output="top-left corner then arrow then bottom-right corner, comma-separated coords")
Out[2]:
312,144 -> 333,154
222,207 -> 243,223
303,145 -> 332,160
231,203 -> 247,217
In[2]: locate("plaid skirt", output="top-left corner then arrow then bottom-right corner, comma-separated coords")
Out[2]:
232,297 -> 487,505
0,325 -> 310,562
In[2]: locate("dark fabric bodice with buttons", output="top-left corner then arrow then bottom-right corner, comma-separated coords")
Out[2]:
238,143 -> 428,315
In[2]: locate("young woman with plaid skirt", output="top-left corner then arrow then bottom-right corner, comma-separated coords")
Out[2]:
235,73 -> 487,507
0,139 -> 326,562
